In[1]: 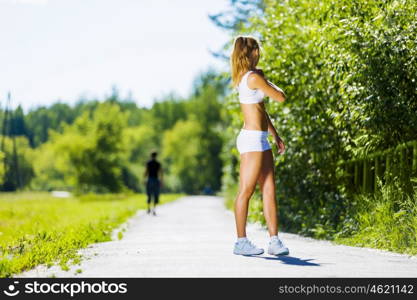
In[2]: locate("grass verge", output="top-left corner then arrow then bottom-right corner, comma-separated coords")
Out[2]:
334,180 -> 417,255
0,192 -> 183,277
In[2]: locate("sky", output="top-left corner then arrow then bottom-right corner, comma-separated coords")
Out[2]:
0,0 -> 231,111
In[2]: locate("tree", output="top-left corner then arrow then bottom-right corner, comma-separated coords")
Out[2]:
121,125 -> 158,192
162,118 -> 206,193
32,102 -> 128,193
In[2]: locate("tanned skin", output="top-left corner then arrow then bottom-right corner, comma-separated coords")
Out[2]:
234,49 -> 286,238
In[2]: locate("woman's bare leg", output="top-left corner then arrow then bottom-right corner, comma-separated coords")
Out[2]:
234,151 -> 263,238
257,149 -> 279,236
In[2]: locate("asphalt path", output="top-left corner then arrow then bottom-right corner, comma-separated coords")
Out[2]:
18,196 -> 417,277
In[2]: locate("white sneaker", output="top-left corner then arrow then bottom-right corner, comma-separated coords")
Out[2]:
268,236 -> 289,256
233,238 -> 264,256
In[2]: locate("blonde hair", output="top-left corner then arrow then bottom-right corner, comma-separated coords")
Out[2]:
230,35 -> 261,87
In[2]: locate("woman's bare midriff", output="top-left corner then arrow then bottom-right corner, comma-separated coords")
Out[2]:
240,102 -> 268,131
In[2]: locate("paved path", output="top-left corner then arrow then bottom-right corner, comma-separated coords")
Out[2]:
18,196 -> 417,277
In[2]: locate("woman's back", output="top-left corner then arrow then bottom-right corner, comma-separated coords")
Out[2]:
237,70 -> 268,131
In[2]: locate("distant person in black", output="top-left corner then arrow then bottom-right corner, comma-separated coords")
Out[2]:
144,151 -> 163,215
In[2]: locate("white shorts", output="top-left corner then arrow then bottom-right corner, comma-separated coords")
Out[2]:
236,128 -> 271,154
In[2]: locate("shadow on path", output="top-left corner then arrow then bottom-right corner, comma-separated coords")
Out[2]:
248,255 -> 321,266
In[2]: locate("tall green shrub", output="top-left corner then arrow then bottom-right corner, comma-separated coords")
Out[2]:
218,0 -> 417,236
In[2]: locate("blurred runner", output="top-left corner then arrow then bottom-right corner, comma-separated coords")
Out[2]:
144,151 -> 163,216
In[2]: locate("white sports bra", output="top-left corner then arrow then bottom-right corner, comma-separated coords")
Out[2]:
237,70 -> 265,104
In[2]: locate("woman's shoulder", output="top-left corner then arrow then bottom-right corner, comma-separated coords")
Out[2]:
247,70 -> 266,89
237,70 -> 257,86
247,69 -> 264,80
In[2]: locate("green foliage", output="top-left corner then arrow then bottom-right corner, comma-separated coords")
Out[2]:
0,136 -> 34,191
25,103 -> 78,147
161,74 -> 226,194
335,178 -> 417,255
0,152 -> 5,185
121,125 -> 158,192
4,68 -> 227,194
144,94 -> 188,133
30,137 -> 72,191
31,102 -> 128,193
162,119 -> 206,193
0,192 -> 183,277
217,0 -> 417,244
338,140 -> 417,197
186,85 -> 225,191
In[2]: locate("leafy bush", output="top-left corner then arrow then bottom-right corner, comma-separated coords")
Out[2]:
218,0 -> 417,242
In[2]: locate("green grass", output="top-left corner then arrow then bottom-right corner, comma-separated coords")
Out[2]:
334,180 -> 417,255
0,192 -> 183,277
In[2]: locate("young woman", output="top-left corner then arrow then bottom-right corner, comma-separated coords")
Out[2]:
231,35 -> 289,256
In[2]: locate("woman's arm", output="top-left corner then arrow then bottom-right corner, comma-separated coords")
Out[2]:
247,71 -> 286,103
262,103 -> 286,155
263,104 -> 279,139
